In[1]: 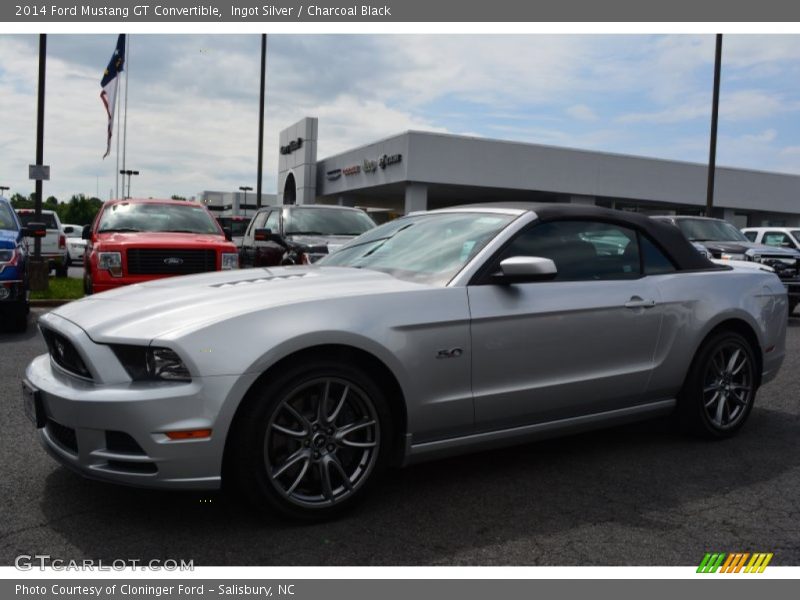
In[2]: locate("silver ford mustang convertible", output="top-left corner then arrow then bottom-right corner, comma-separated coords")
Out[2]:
24,203 -> 787,519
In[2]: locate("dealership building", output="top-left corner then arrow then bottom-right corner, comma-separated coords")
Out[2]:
272,117 -> 800,228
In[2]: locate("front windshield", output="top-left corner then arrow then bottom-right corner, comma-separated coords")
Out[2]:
98,202 -> 221,235
284,208 -> 376,236
319,211 -> 515,285
676,218 -> 749,243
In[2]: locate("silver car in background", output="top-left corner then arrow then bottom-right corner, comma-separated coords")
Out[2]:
23,203 -> 787,519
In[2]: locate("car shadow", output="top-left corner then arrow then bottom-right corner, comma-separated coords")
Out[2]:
35,403 -> 800,566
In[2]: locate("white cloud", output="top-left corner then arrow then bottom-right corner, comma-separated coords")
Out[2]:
565,104 -> 598,121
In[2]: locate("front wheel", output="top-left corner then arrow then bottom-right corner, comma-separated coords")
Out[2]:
677,330 -> 757,438
228,361 -> 392,520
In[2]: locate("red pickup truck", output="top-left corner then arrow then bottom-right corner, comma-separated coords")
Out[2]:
83,199 -> 239,294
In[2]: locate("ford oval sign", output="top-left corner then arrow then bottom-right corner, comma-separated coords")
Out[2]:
164,257 -> 184,265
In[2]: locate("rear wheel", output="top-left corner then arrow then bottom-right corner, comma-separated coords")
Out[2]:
677,330 -> 757,438
228,360 -> 392,520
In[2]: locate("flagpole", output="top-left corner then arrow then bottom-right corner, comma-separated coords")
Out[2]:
115,71 -> 121,199
122,35 -> 130,195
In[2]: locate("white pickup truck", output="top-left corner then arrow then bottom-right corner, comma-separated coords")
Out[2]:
15,209 -> 68,276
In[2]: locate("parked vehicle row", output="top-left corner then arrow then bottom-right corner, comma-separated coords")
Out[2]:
81,199 -> 239,295
653,215 -> 800,314
22,203 -> 788,520
15,209 -> 69,277
238,205 -> 377,267
1,197 -> 48,332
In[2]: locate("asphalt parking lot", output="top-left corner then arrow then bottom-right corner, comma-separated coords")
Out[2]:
1,310 -> 799,567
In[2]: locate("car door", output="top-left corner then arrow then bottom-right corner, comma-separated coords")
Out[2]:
254,209 -> 284,266
468,219 -> 665,431
240,210 -> 267,267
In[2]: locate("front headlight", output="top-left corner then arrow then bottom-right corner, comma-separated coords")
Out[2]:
221,252 -> 239,270
721,253 -> 746,261
112,345 -> 192,382
98,251 -> 122,277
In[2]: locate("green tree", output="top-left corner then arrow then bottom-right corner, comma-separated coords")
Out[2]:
62,194 -> 103,225
170,195 -> 187,201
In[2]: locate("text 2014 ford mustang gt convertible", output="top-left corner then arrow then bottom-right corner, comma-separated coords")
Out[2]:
23,203 -> 787,519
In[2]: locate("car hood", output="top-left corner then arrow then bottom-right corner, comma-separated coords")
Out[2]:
700,240 -> 800,256
0,228 -> 19,248
94,231 -> 234,249
51,266 -> 427,342
285,233 -> 360,252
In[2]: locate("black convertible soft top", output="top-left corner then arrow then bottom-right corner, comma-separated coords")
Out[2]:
449,202 -> 716,271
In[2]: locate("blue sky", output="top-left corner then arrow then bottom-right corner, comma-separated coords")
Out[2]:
0,34 -> 799,201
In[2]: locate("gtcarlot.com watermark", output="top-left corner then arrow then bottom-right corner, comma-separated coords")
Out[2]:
15,554 -> 194,571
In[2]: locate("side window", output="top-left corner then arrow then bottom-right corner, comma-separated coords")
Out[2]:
248,211 -> 268,237
264,210 -> 280,233
763,232 -> 792,248
743,231 -> 758,242
498,220 -> 641,281
640,235 -> 676,275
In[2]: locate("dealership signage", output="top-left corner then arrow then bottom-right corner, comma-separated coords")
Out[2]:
280,137 -> 303,155
334,153 -> 403,180
342,165 -> 361,176
379,153 -> 402,168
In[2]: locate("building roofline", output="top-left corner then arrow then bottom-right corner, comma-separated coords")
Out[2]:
320,128 -> 800,181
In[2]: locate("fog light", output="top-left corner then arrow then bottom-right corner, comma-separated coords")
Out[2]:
0,286 -> 9,300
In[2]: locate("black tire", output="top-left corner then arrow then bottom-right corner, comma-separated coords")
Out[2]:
227,359 -> 393,520
55,263 -> 67,278
65,254 -> 72,268
677,330 -> 757,439
83,273 -> 93,295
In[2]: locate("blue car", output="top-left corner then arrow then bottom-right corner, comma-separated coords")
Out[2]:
0,196 -> 30,332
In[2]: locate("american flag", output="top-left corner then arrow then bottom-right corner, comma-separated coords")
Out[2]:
100,34 -> 125,159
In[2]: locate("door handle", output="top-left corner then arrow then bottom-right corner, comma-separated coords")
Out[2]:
624,297 -> 657,309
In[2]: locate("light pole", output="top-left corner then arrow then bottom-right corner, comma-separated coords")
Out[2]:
239,185 -> 252,217
119,169 -> 139,199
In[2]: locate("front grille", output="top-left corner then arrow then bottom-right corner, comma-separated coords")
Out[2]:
126,249 -> 217,275
40,327 -> 92,379
46,419 -> 78,454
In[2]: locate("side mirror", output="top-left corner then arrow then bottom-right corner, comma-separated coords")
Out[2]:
254,228 -> 283,244
223,227 -> 233,241
23,222 -> 47,238
493,256 -> 558,284
81,225 -> 92,240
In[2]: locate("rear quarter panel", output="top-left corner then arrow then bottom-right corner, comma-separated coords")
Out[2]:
646,268 -> 787,399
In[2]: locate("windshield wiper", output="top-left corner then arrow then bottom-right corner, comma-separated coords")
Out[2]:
160,229 -> 204,234
98,227 -> 140,233
286,231 -> 324,235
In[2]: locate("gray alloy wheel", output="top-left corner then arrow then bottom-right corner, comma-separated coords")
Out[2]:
228,360 -> 391,520
678,330 -> 757,438
264,377 -> 380,509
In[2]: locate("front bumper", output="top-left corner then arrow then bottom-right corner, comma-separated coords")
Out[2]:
24,352 -> 247,490
0,279 -> 27,305
781,277 -> 800,298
